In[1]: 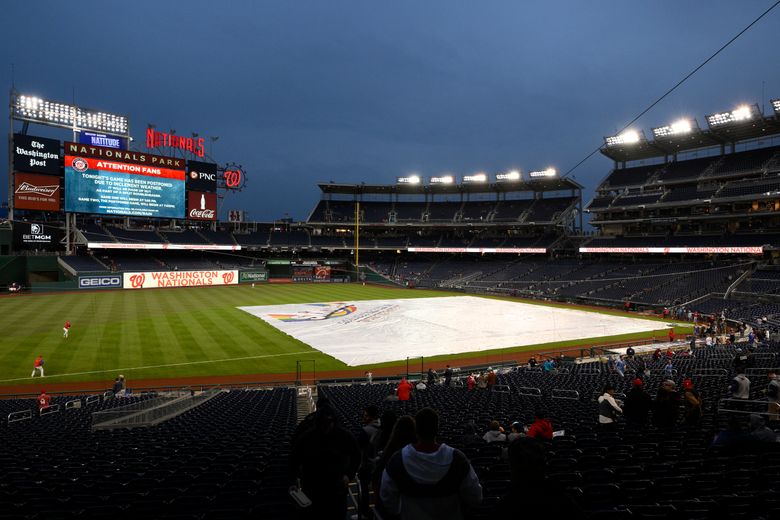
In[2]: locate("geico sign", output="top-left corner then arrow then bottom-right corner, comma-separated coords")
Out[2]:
79,276 -> 122,289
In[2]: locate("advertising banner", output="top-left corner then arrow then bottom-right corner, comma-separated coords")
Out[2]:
65,155 -> 185,218
123,269 -> 239,289
187,191 -> 217,220
187,161 -> 218,192
65,142 -> 186,169
87,242 -> 240,251
13,222 -> 63,250
314,266 -> 332,280
13,134 -> 61,175
78,275 -> 123,289
579,247 -> 764,254
78,131 -> 127,150
406,247 -> 547,254
14,172 -> 61,211
239,270 -> 269,283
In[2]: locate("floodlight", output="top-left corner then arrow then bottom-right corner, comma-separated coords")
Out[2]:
13,93 -> 129,136
706,104 -> 760,127
652,118 -> 698,138
496,170 -> 521,182
528,168 -> 557,179
463,173 -> 488,183
772,99 -> 780,115
396,175 -> 421,185
605,129 -> 644,147
430,175 -> 454,184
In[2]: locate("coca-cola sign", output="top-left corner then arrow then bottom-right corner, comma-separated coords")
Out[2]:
14,172 -> 61,211
187,191 -> 217,221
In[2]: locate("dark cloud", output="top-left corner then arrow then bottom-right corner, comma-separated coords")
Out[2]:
2,0 -> 779,220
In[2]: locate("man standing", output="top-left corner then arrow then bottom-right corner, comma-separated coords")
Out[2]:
767,372 -> 780,423
397,378 -> 413,401
358,405 -> 381,520
31,355 -> 45,378
63,320 -> 71,339
444,365 -> 453,387
598,384 -> 622,427
381,408 -> 482,519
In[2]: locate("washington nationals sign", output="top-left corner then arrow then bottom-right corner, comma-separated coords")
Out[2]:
123,270 -> 239,290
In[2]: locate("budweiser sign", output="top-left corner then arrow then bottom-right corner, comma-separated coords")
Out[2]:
16,181 -> 59,197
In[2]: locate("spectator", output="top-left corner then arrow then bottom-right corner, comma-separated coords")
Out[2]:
381,407 -> 482,519
527,356 -> 538,368
668,328 -> 675,342
748,413 -> 778,443
497,437 -> 580,516
625,345 -> 635,358
358,405 -> 381,519
526,410 -> 553,441
652,380 -> 681,428
652,348 -> 662,362
466,374 -> 476,391
664,360 -> 674,378
710,414 -> 750,451
397,378 -> 413,401
730,372 -> 751,400
614,356 -> 626,378
456,422 -> 484,445
373,410 -> 398,457
767,371 -> 780,423
598,384 -> 622,427
482,420 -> 506,443
290,405 -> 361,519
415,380 -> 427,391
623,378 -> 652,428
426,368 -> 436,386
365,371 -> 373,385
486,369 -> 497,389
37,390 -> 51,412
507,422 -> 524,442
682,378 -> 703,426
443,365 -> 453,387
666,346 -> 675,359
372,415 -> 416,519
476,372 -> 488,390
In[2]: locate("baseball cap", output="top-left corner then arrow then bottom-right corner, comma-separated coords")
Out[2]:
633,378 -> 643,387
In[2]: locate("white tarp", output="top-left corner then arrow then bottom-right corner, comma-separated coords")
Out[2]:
238,296 -> 664,366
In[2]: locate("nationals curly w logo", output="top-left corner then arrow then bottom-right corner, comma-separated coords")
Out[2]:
129,274 -> 146,288
222,272 -> 235,284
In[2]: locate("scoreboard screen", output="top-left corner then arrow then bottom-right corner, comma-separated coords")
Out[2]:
65,155 -> 185,218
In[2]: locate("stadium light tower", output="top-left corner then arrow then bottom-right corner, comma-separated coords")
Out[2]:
12,93 -> 129,137
605,129 -> 646,147
528,167 -> 557,179
705,103 -> 761,128
652,117 -> 699,138
430,175 -> 455,184
772,99 -> 780,116
396,175 -> 421,185
496,169 -> 521,182
463,172 -> 488,183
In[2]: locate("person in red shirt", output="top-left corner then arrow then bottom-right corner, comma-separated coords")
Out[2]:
467,374 -> 476,391
37,390 -> 51,411
668,328 -> 675,343
666,347 -> 675,359
396,378 -> 413,401
526,410 -> 553,441
31,355 -> 45,378
63,320 -> 71,339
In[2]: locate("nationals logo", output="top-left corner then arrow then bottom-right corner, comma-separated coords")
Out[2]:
224,169 -> 243,188
129,273 -> 146,288
72,157 -> 89,173
222,272 -> 235,284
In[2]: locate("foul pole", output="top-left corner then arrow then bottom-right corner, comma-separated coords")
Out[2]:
354,201 -> 360,280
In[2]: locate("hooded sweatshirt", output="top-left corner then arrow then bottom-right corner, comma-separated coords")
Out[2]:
381,443 -> 482,520
482,430 -> 507,443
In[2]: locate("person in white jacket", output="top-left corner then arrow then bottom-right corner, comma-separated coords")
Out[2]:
381,407 -> 482,519
598,384 -> 623,425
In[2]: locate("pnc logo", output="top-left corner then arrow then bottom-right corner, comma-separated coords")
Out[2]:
130,273 -> 146,288
222,272 -> 235,284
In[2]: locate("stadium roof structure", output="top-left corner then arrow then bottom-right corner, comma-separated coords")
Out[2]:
602,110 -> 780,163
317,178 -> 583,196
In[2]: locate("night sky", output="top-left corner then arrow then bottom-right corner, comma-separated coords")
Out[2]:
2,0 -> 779,221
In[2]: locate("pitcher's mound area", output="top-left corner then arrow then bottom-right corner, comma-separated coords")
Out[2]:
239,296 -> 662,366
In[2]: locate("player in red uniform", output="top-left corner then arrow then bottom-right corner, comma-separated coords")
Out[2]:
31,355 -> 45,378
63,320 -> 71,339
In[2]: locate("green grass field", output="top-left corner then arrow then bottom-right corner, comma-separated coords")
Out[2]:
0,284 -> 686,385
